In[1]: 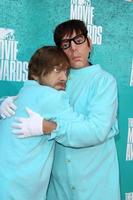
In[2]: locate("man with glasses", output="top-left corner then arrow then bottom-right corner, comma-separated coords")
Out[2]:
0,20 -> 120,200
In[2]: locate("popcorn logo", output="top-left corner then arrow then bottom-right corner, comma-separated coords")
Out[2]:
78,0 -> 91,5
0,28 -> 15,40
125,0 -> 133,2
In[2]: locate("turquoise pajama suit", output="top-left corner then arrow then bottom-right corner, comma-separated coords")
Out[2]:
47,64 -> 120,200
0,81 -> 83,200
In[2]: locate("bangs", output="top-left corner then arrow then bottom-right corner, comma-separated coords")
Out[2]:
54,19 -> 88,47
59,26 -> 82,39
50,52 -> 70,69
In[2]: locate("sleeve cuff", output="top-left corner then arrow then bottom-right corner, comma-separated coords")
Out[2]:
48,120 -> 67,141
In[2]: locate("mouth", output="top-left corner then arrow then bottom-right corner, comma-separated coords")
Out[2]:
72,56 -> 81,61
56,82 -> 66,90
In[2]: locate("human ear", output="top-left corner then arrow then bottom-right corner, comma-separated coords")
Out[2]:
87,38 -> 92,49
32,75 -> 39,81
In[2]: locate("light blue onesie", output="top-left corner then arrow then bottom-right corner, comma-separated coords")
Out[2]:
0,80 -> 83,200
47,64 -> 120,200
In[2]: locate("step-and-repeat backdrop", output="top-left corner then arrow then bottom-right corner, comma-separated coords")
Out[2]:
0,0 -> 133,199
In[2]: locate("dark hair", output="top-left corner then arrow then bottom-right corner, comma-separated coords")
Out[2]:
54,19 -> 88,48
28,46 -> 70,80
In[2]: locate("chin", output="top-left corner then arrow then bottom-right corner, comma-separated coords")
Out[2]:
72,65 -> 84,69
71,61 -> 89,69
71,61 -> 84,68
55,86 -> 65,91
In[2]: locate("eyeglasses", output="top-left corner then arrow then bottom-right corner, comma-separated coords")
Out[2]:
60,33 -> 87,50
53,66 -> 69,75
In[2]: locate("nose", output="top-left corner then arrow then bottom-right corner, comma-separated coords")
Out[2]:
60,71 -> 67,81
70,40 -> 77,51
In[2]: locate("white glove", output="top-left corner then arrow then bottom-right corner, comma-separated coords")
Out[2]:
12,107 -> 43,138
0,96 -> 17,119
